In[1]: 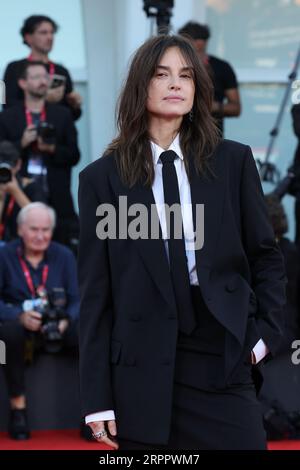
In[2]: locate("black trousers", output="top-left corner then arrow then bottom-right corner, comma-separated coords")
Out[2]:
0,319 -> 78,398
119,286 -> 267,450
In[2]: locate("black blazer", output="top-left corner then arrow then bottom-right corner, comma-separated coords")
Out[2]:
78,140 -> 286,444
0,102 -> 80,218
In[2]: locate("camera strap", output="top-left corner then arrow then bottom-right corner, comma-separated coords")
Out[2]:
17,248 -> 49,298
0,196 -> 15,240
27,55 -> 55,77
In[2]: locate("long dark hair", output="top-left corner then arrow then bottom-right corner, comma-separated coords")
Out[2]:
105,34 -> 220,187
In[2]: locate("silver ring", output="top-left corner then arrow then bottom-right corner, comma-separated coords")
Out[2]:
92,429 -> 107,440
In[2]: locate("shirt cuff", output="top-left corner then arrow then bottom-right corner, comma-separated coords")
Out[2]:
85,410 -> 115,424
252,339 -> 269,364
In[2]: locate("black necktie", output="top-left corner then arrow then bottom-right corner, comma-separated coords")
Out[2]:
160,150 -> 196,335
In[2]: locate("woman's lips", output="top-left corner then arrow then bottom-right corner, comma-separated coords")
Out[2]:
164,96 -> 184,101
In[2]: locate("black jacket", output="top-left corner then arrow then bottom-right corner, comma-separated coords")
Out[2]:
78,140 -> 286,444
292,104 -> 300,164
0,102 -> 80,219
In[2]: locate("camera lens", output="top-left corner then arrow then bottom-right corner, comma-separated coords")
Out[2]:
37,122 -> 56,144
0,163 -> 12,184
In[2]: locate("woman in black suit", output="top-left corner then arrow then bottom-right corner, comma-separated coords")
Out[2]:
78,34 -> 286,450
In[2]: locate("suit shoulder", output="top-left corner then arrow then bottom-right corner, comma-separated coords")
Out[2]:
209,55 -> 234,71
215,139 -> 253,173
46,103 -> 72,119
49,241 -> 75,260
53,63 -> 70,76
0,102 -> 24,120
217,139 -> 250,157
80,151 -> 117,183
4,59 -> 27,72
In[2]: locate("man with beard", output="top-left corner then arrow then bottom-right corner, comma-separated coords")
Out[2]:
0,61 -> 80,249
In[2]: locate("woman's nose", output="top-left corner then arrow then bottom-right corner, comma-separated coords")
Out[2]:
168,80 -> 180,90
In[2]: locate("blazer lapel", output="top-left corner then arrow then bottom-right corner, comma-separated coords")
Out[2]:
111,173 -> 177,312
188,152 -> 226,287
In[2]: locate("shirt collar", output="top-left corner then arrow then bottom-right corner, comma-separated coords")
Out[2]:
150,134 -> 184,165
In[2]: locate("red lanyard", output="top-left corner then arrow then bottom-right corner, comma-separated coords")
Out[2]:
27,54 -> 55,77
18,249 -> 49,298
0,196 -> 15,240
25,106 -> 46,126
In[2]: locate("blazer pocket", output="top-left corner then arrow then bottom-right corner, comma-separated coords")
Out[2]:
110,340 -> 122,365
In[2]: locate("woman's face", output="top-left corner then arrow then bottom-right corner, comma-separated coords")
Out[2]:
146,47 -> 195,121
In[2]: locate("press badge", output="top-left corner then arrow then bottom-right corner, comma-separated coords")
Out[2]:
27,157 -> 43,175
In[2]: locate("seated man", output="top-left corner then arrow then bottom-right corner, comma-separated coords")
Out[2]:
0,202 -> 79,439
0,141 -> 46,243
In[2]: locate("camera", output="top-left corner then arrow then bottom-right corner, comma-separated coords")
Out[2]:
23,287 -> 68,354
143,0 -> 174,32
50,74 -> 66,89
0,141 -> 20,184
37,122 -> 56,145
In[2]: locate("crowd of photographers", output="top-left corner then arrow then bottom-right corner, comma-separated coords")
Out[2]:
0,15 -> 84,440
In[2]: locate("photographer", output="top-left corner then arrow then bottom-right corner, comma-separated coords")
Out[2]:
0,202 -> 79,440
3,15 -> 82,121
0,141 -> 46,243
0,61 -> 80,249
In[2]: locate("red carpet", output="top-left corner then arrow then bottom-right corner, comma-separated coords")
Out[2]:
0,430 -> 300,450
267,440 -> 300,450
0,430 -> 113,450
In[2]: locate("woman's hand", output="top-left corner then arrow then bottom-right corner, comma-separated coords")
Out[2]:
88,419 -> 119,449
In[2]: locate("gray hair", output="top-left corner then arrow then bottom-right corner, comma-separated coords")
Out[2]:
17,202 -> 56,230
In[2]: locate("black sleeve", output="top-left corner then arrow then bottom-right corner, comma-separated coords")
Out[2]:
3,62 -> 24,109
23,180 -> 48,203
78,168 -> 114,416
222,61 -> 238,91
50,110 -> 80,168
0,251 -> 23,322
60,66 -> 82,121
0,111 -> 23,153
240,146 -> 287,355
63,67 -> 73,95
292,104 -> 300,138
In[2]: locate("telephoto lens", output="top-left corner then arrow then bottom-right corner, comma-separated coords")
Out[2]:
0,162 -> 12,184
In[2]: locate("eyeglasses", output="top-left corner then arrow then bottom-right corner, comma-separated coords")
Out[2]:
27,74 -> 50,81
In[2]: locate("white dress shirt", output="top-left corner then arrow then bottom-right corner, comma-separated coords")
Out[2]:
85,135 -> 268,425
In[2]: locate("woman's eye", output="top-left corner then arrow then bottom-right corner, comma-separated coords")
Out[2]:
181,74 -> 192,79
156,72 -> 167,77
